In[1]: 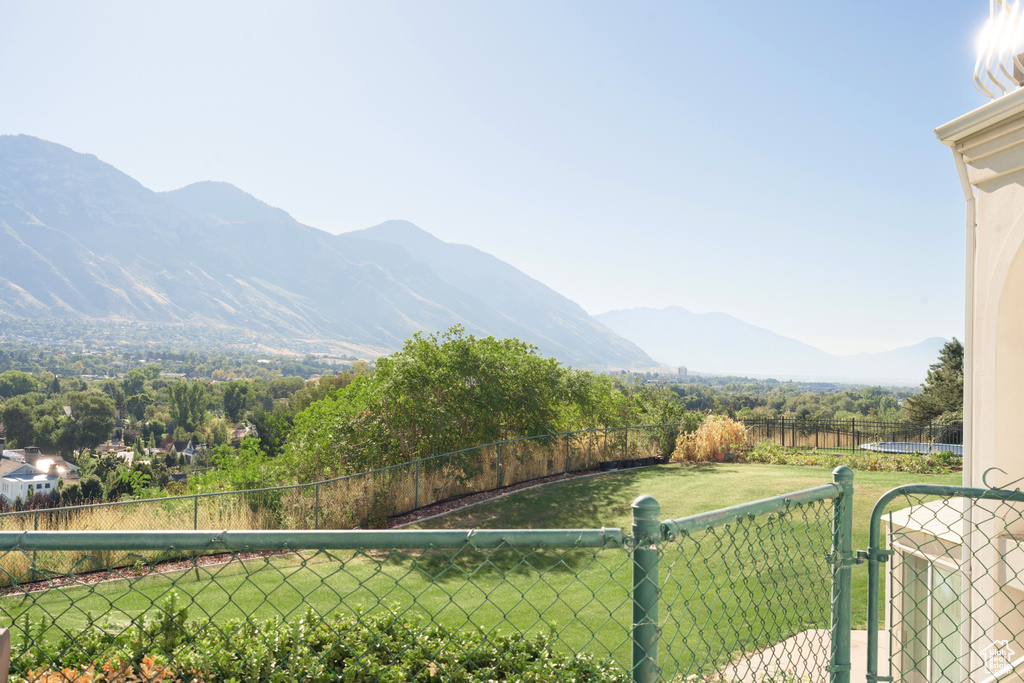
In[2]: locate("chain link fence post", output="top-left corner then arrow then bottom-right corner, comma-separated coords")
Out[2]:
565,432 -> 570,473
830,466 -> 855,683
496,443 -> 501,489
632,494 -> 660,683
32,509 -> 38,581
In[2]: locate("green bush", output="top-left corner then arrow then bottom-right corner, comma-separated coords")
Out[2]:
746,439 -> 957,475
934,451 -> 963,469
13,594 -> 628,682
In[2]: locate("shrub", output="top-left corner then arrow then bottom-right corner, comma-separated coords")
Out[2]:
745,439 -> 958,475
671,415 -> 747,463
13,596 -> 628,682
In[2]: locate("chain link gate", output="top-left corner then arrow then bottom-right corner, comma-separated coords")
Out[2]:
863,478 -> 1024,683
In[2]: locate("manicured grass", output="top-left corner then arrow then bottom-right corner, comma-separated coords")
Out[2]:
3,463 -> 958,678
411,462 -> 962,628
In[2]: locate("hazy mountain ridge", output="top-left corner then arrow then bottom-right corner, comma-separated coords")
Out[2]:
345,221 -> 647,368
0,135 -> 654,369
596,306 -> 944,384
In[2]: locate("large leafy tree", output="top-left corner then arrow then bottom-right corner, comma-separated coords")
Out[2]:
903,338 -> 964,423
285,327 -> 573,482
168,381 -> 209,433
1,390 -> 114,454
0,371 -> 40,398
1,394 -> 39,447
222,381 -> 252,423
68,391 -> 117,451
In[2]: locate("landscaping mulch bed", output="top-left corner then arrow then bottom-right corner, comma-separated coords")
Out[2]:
1,549 -> 288,596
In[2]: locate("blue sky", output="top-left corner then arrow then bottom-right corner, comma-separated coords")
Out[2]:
0,2 -> 990,354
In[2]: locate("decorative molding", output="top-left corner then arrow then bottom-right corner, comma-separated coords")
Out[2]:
936,88 -> 1024,147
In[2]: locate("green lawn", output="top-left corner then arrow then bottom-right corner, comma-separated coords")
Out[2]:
411,462 -> 961,628
3,463 -> 958,678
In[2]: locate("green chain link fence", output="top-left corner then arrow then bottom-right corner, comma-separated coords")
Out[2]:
0,469 -> 852,682
865,480 -> 1024,683
0,425 -> 679,536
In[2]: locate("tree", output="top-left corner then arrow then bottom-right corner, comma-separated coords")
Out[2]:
222,381 -> 252,422
0,395 -> 39,447
0,370 -> 40,398
125,393 -> 154,421
903,338 -> 964,423
168,381 -> 209,433
121,369 -> 148,396
67,391 -> 116,451
198,438 -> 273,491
248,408 -> 289,458
80,475 -> 103,502
284,326 -> 573,482
140,365 -> 162,381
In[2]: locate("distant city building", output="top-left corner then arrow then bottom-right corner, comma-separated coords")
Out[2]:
678,366 -> 687,377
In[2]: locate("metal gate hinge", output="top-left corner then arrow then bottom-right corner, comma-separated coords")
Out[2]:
825,552 -> 863,568
858,548 -> 893,563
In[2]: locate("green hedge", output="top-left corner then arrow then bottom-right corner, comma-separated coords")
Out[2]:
13,594 -> 627,682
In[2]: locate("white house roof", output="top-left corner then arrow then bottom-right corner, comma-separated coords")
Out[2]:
0,460 -> 51,481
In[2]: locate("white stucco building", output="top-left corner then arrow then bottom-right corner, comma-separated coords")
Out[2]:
879,34 -> 1024,682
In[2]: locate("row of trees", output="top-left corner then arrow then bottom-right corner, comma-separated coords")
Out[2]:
668,378 -> 915,421
0,329 -> 965,506
0,391 -> 115,455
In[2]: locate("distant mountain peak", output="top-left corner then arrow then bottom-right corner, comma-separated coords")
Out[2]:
596,306 -> 946,384
162,181 -> 295,225
345,219 -> 448,248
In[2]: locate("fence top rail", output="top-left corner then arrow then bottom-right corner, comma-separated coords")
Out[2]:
867,482 -> 1024,550
744,418 -> 962,427
660,483 -> 842,539
0,527 -> 628,552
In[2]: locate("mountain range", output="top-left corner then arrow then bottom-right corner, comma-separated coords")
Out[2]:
595,306 -> 944,385
0,135 -> 652,369
0,135 -> 942,383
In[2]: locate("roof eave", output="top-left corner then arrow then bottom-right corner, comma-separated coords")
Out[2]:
936,88 -> 1024,146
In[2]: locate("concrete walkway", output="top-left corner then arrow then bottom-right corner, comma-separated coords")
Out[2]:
726,630 -> 887,682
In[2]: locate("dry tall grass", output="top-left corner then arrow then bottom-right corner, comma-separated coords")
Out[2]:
0,426 -> 672,585
671,416 -> 747,463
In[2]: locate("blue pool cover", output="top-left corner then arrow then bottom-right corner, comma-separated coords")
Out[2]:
859,442 -> 963,456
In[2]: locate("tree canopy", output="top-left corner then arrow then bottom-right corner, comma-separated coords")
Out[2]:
902,338 -> 963,423
283,326 -> 668,483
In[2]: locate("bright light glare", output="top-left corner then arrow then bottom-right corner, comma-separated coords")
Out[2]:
975,0 -> 1024,99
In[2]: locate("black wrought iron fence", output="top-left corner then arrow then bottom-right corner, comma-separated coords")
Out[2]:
745,418 -> 963,454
